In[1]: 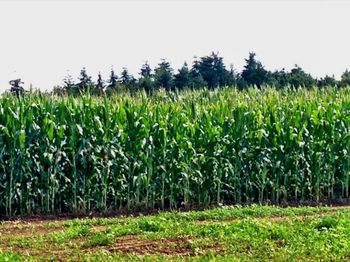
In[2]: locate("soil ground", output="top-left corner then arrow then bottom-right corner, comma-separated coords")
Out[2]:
1,205 -> 350,261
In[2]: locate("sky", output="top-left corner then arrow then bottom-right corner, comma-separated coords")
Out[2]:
0,0 -> 349,91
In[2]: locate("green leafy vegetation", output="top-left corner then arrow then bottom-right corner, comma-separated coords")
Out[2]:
1,87 -> 350,216
48,52 -> 349,96
1,206 -> 350,261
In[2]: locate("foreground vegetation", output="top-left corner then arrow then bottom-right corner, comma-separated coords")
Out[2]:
1,87 -> 350,216
1,205 -> 350,261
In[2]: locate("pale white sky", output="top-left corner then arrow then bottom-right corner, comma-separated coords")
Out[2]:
0,0 -> 349,91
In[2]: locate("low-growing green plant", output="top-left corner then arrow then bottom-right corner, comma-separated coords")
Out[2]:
1,206 -> 350,261
314,217 -> 339,231
88,232 -> 113,247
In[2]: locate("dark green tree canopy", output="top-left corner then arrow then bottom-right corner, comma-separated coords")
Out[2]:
96,72 -> 105,90
140,62 -> 152,78
108,68 -> 118,89
154,59 -> 174,91
55,51 -> 348,96
63,73 -> 76,91
318,75 -> 337,88
78,67 -> 93,90
226,64 -> 237,87
241,52 -> 268,88
139,62 -> 154,94
174,62 -> 191,89
340,70 -> 350,87
193,52 -> 228,89
120,67 -> 134,84
287,65 -> 316,88
267,69 -> 288,89
189,60 -> 207,89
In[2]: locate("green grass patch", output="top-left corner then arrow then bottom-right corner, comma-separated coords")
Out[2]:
1,205 -> 350,261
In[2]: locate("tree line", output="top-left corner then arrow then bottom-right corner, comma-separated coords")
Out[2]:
52,52 -> 350,95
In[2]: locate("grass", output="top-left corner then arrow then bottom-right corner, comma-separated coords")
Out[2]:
1,205 -> 350,261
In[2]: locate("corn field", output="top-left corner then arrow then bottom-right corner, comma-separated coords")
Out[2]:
1,87 -> 350,216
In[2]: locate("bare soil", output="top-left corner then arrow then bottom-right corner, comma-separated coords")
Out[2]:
102,235 -> 223,257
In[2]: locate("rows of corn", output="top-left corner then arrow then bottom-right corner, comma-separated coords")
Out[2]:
1,87 -> 350,216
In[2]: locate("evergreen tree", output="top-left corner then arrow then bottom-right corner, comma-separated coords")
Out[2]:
241,52 -> 268,88
140,62 -> 152,78
96,72 -> 105,91
287,65 -> 316,88
108,68 -> 118,89
267,69 -> 288,89
78,67 -> 92,91
96,72 -> 104,89
340,70 -> 350,87
227,64 -> 238,86
317,75 -> 337,88
120,67 -> 133,84
154,59 -> 174,91
193,52 -> 228,89
120,67 -> 137,92
174,62 -> 191,89
190,60 -> 207,89
235,74 -> 248,90
63,72 -> 76,91
139,62 -> 154,94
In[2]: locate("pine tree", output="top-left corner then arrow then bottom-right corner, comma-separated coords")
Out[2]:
192,52 -> 228,89
96,72 -> 105,90
78,67 -> 92,91
340,70 -> 350,87
174,62 -> 191,89
154,59 -> 174,91
140,62 -> 152,78
120,67 -> 133,84
108,68 -> 118,89
63,73 -> 76,91
139,62 -> 154,94
241,52 -> 268,88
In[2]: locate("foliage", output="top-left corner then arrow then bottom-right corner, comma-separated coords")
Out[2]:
107,68 -> 118,89
340,69 -> 350,87
192,52 -> 230,89
287,65 -> 316,88
140,62 -> 152,78
96,72 -> 105,90
120,67 -> 134,85
78,67 -> 93,91
267,69 -> 289,89
56,52 -> 345,96
318,75 -> 337,88
241,52 -> 268,88
63,73 -> 76,91
1,206 -> 350,261
174,62 -> 191,90
154,59 -> 174,91
139,62 -> 154,94
1,87 -> 350,216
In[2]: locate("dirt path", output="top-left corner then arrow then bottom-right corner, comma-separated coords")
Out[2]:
1,206 -> 350,237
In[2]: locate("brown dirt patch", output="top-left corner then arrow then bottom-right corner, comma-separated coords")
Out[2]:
0,245 -> 71,262
91,225 -> 107,233
2,204 -> 350,223
102,235 -> 223,257
0,224 -> 64,238
0,235 -> 224,260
